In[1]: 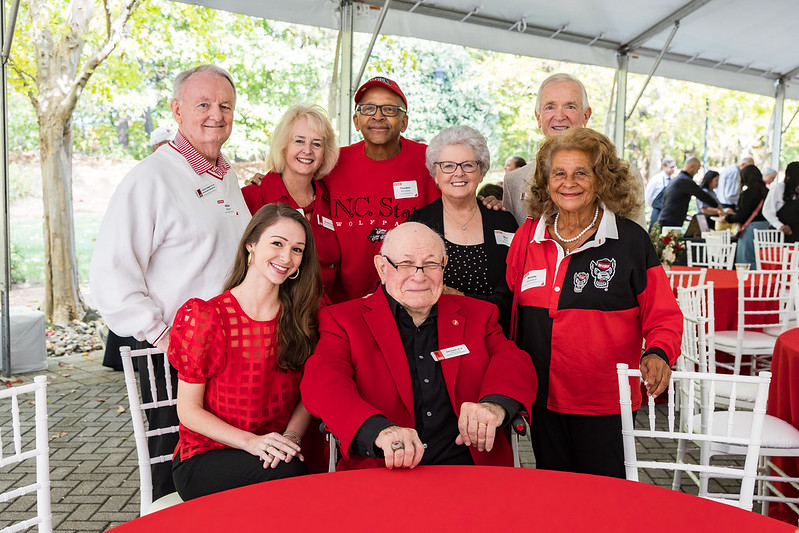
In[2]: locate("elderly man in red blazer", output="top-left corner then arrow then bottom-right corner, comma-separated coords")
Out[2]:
301,222 -> 536,470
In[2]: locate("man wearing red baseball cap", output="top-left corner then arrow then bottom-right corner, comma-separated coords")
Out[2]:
324,76 -> 440,302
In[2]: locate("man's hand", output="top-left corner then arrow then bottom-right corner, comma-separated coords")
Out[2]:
478,195 -> 505,211
374,426 -> 424,469
640,354 -> 671,398
455,402 -> 504,452
244,173 -> 264,186
780,224 -> 793,236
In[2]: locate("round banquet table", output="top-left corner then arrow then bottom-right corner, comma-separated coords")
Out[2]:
670,266 -> 739,330
767,328 -> 799,523
108,465 -> 796,532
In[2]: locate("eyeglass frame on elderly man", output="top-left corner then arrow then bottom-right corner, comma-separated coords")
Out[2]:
434,161 -> 481,174
355,104 -> 407,117
382,256 -> 446,276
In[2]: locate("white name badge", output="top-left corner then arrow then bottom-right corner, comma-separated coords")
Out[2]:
431,344 -> 470,361
393,180 -> 419,199
195,183 -> 217,198
521,269 -> 546,291
218,200 -> 240,217
494,230 -> 514,247
317,215 -> 335,231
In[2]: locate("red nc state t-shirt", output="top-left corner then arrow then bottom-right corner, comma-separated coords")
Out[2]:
324,138 -> 440,302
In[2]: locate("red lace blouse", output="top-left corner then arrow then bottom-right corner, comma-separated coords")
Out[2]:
168,291 -> 302,461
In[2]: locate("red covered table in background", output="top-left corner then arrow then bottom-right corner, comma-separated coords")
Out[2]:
670,267 -> 739,330
767,328 -> 799,523
108,465 -> 795,532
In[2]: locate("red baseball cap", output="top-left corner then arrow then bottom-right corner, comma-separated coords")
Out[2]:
354,77 -> 407,107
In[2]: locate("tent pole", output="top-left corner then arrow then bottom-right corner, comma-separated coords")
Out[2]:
770,77 -> 785,171
354,0 -> 392,90
0,1 -> 17,377
626,22 -> 679,120
337,1 -> 354,146
613,52 -> 628,158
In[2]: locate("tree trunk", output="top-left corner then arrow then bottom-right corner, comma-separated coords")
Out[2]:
39,114 -> 85,325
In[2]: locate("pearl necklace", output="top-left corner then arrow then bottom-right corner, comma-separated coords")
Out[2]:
553,205 -> 600,244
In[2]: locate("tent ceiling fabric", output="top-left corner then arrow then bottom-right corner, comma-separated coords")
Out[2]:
181,0 -> 798,100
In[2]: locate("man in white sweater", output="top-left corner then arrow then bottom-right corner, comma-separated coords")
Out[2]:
90,64 -> 250,500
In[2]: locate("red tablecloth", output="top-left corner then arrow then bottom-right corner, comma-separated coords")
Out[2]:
767,328 -> 799,523
108,465 -> 795,532
671,267 -> 739,330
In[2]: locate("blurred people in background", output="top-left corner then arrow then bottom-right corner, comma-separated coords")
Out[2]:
644,156 -> 676,231
504,155 -> 526,174
658,157 -> 723,229
717,156 -> 755,209
764,162 -> 799,243
762,167 -> 778,188
478,183 -> 504,201
725,164 -> 770,268
695,170 -> 729,217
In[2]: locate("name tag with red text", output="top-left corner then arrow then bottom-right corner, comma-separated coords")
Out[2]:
431,344 -> 470,361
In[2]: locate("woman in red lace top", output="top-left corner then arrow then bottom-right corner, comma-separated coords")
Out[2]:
169,203 -> 322,500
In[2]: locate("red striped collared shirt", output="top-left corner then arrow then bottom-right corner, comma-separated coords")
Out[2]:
169,130 -> 231,180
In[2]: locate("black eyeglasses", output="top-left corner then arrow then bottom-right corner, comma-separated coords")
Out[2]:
434,161 -> 481,174
382,256 -> 445,276
356,104 -> 407,117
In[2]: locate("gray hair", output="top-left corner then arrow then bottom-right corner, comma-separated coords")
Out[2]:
425,125 -> 490,177
661,156 -> 676,167
380,222 -> 447,259
763,167 -> 778,177
535,73 -> 590,115
173,64 -> 236,103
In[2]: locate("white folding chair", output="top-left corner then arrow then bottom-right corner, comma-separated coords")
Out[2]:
686,241 -> 736,269
702,230 -> 732,244
617,363 -> 770,511
120,347 -> 183,515
0,376 -> 51,533
753,228 -> 785,249
715,269 -> 799,375
756,242 -> 799,271
667,268 -> 707,292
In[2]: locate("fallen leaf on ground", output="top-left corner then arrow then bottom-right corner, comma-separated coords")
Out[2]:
116,405 -> 126,413
96,398 -> 107,403
51,432 -> 68,439
61,374 -> 72,378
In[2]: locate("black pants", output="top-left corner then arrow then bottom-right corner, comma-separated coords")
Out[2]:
529,404 -> 636,479
173,448 -> 308,501
136,341 -> 180,500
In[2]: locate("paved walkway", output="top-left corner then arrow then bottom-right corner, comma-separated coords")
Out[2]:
1,352 -> 753,532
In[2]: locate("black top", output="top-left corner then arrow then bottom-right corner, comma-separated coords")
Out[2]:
725,185 -> 767,224
351,287 -> 519,464
443,241 -> 492,295
407,198 -> 518,333
658,171 -> 719,227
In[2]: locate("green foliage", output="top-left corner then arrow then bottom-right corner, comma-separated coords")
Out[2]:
9,243 -> 26,285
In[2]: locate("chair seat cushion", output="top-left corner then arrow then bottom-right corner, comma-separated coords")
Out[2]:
712,381 -> 759,403
691,411 -> 799,449
146,491 -> 183,515
715,330 -> 777,351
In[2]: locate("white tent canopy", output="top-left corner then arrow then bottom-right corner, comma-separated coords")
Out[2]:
185,0 -> 799,100
182,0 -> 798,164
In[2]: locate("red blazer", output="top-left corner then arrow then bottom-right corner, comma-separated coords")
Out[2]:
301,290 -> 537,470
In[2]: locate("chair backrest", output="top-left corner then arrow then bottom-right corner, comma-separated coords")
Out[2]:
667,268 -> 707,292
0,376 -> 52,533
734,268 -> 798,332
617,363 -> 770,511
753,228 -> 785,248
701,230 -> 731,244
686,241 -> 736,269
755,242 -> 799,271
120,347 -> 179,516
677,282 -> 715,373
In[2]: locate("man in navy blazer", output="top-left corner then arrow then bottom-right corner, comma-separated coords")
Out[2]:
301,222 -> 536,470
